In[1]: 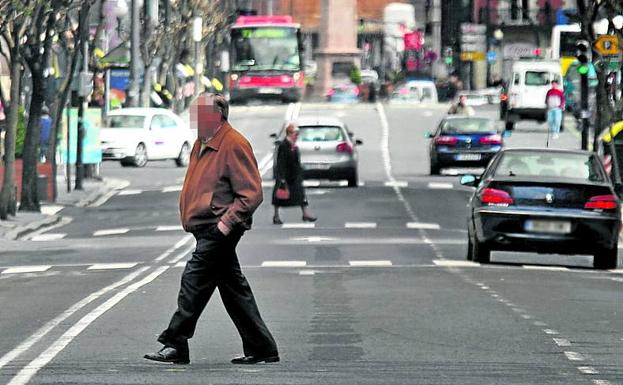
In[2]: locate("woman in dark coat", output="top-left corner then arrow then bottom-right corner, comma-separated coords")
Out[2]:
272,123 -> 317,225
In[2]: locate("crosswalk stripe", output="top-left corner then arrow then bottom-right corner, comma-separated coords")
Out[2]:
522,265 -> 569,271
87,263 -> 138,270
93,228 -> 130,237
433,260 -> 480,267
31,233 -> 66,242
428,182 -> 454,189
349,260 -> 392,267
155,225 -> 183,232
344,222 -> 377,229
282,223 -> 315,229
578,367 -> 599,375
261,261 -> 307,267
406,222 -> 441,230
162,185 -> 183,193
118,190 -> 142,196
2,266 -> 52,274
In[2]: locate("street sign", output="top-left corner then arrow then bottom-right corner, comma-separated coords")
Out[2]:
460,23 -> 486,35
594,35 -> 620,56
486,51 -> 497,63
461,43 -> 487,52
460,51 -> 485,61
460,34 -> 487,44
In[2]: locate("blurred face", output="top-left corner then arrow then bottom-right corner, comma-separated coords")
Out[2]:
190,94 -> 222,140
459,95 -> 467,105
286,126 -> 299,141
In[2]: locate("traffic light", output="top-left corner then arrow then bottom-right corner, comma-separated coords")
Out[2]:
576,40 -> 590,75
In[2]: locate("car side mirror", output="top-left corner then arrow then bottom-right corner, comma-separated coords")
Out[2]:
425,132 -> 434,139
269,133 -> 277,138
460,174 -> 479,187
355,139 -> 363,146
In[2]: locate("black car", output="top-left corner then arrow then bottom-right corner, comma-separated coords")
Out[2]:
428,116 -> 505,175
461,148 -> 620,269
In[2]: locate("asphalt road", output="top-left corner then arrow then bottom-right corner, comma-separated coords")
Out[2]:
0,101 -> 621,385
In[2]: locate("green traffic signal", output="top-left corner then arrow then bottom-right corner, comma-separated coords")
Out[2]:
445,57 -> 453,65
577,64 -> 589,75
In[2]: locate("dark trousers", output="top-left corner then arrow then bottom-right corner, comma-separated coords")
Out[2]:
158,228 -> 278,356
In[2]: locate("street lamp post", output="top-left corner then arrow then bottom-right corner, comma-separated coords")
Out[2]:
193,16 -> 203,97
128,0 -> 140,107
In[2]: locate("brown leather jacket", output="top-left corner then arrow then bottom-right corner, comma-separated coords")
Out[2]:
179,122 -> 263,233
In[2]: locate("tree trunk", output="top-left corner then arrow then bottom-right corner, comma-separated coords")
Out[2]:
0,55 -> 21,219
19,69 -> 44,212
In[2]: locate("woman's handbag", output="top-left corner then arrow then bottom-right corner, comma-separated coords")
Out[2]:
275,181 -> 290,200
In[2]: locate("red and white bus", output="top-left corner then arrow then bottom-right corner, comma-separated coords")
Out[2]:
229,15 -> 305,103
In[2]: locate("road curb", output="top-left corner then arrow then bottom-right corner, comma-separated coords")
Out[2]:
5,214 -> 63,241
76,178 -> 130,208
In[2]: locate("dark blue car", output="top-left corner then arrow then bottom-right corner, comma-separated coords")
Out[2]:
428,116 -> 504,175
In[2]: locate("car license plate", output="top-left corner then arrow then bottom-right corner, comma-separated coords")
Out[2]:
304,163 -> 330,170
258,87 -> 282,94
524,220 -> 571,234
455,153 -> 481,161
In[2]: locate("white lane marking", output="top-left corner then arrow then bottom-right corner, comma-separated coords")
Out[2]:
303,180 -> 321,187
0,266 -> 149,373
298,270 -> 315,276
2,266 -> 52,274
522,265 -> 570,271
7,266 -> 169,385
609,269 -> 623,273
349,260 -> 392,267
261,261 -> 307,267
384,181 -> 408,188
40,205 -> 64,216
553,338 -> 571,347
155,234 -> 194,262
155,225 -> 184,232
520,314 -> 533,319
168,244 -> 196,264
258,153 -> 274,177
118,189 -> 142,196
87,263 -> 138,271
345,222 -> 377,229
564,352 -> 585,361
306,189 -> 329,196
428,182 -> 453,189
433,260 -> 480,267
31,233 -> 66,242
407,222 -> 441,230
593,380 -> 613,385
533,321 -> 548,326
261,180 -> 275,188
290,236 -> 337,243
358,181 -> 366,187
174,262 -> 186,268
544,329 -> 560,335
93,228 -> 130,237
162,185 -> 183,193
282,223 -> 315,229
578,367 -> 599,375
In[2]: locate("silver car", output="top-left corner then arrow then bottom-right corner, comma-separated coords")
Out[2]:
270,116 -> 363,186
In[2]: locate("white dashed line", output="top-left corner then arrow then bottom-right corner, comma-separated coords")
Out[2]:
610,269 -> 623,274
564,351 -> 585,361
87,263 -> 138,271
162,185 -> 183,193
344,222 -> 377,229
282,223 -> 316,229
406,222 -> 441,230
520,314 -> 533,319
433,260 -> 480,267
533,321 -> 548,326
553,338 -> 571,347
303,180 -> 321,187
155,225 -> 184,232
261,261 -> 307,267
349,260 -> 392,267
2,266 -> 52,274
522,265 -> 570,271
543,329 -> 560,335
174,262 -> 186,268
93,228 -> 130,237
261,181 -> 275,188
31,233 -> 66,242
298,270 -> 316,276
592,380 -> 613,385
578,367 -> 599,375
427,182 -> 453,189
117,190 -> 142,196
384,181 -> 408,188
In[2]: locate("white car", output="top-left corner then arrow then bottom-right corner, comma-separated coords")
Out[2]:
100,108 -> 194,168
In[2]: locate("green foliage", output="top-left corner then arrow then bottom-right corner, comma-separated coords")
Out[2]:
15,106 -> 25,159
350,65 -> 362,85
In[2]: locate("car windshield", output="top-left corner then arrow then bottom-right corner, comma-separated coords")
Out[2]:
441,118 -> 495,134
525,71 -> 550,86
107,115 -> 145,129
231,27 -> 300,71
494,151 -> 605,182
298,126 -> 344,142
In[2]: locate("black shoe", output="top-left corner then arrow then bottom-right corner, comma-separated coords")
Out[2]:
144,346 -> 190,364
231,354 -> 280,365
302,215 -> 317,222
272,216 -> 283,225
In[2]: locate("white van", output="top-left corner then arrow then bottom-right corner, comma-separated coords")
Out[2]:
505,60 -> 562,130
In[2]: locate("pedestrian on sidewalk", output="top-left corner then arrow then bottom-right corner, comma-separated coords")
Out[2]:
545,80 -> 565,139
448,95 -> 475,116
271,122 -> 316,225
39,106 -> 52,162
145,93 -> 279,365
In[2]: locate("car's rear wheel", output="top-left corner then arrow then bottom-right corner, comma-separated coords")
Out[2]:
131,143 -> 148,167
430,159 -> 440,175
175,142 -> 190,167
593,246 -> 618,270
347,169 -> 358,187
468,227 -> 490,263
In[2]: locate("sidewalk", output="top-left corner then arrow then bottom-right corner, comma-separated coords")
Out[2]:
0,176 -> 128,240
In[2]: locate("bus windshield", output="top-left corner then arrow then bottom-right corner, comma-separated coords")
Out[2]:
231,27 -> 300,72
